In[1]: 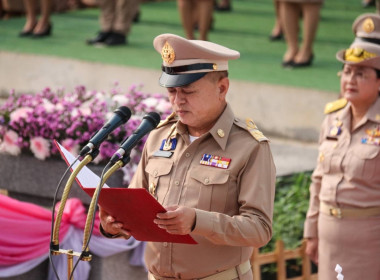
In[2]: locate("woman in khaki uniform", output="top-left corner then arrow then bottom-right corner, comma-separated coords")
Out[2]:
304,14 -> 380,279
99,33 -> 276,279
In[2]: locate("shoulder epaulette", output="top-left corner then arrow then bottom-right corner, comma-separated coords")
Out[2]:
157,112 -> 177,129
234,117 -> 268,142
324,98 -> 348,114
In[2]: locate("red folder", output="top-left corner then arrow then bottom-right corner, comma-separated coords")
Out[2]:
55,141 -> 197,244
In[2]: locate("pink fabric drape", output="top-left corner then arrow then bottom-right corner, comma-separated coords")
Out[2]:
0,194 -> 100,265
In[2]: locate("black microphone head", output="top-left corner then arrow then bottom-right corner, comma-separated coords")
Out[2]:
115,106 -> 132,122
144,112 -> 161,128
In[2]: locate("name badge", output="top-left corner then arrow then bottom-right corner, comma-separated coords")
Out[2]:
153,150 -> 173,158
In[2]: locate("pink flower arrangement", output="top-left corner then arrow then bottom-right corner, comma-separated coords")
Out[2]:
0,85 -> 172,183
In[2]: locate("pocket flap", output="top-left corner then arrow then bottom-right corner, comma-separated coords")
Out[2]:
354,146 -> 379,159
190,166 -> 229,185
145,159 -> 173,177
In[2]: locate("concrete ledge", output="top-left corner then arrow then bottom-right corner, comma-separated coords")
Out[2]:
0,51 -> 337,142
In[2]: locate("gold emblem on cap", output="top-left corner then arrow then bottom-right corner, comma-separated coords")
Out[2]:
363,17 -> 375,34
344,47 -> 377,62
213,64 -> 217,70
217,129 -> 225,138
161,41 -> 175,65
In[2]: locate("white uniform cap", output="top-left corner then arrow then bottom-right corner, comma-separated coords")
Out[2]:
153,33 -> 240,87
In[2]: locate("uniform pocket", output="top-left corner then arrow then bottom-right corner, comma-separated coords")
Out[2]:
145,158 -> 173,203
190,166 -> 230,212
349,145 -> 380,180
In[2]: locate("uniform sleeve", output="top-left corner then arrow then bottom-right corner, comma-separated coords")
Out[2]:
192,141 -> 276,248
303,119 -> 327,238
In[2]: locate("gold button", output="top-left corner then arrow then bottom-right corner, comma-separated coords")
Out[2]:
333,143 -> 337,148
204,178 -> 210,184
217,129 -> 225,138
319,152 -> 325,162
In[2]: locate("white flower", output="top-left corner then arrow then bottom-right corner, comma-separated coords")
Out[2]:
141,97 -> 158,108
30,137 -> 50,160
156,99 -> 172,113
112,95 -> 129,107
42,99 -> 55,113
10,107 -> 33,122
0,130 -> 21,156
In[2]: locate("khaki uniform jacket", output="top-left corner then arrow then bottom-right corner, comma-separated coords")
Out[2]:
130,104 -> 276,279
304,97 -> 380,238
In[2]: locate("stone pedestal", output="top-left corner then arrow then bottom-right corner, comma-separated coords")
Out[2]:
0,153 -> 125,208
0,154 -> 146,280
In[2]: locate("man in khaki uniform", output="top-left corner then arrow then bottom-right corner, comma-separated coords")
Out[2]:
100,33 -> 276,279
86,0 -> 139,46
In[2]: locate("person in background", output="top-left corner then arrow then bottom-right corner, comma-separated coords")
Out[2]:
99,33 -> 276,279
214,0 -> 231,11
269,0 -> 283,41
86,0 -> 140,46
278,0 -> 322,68
19,0 -> 52,38
304,13 -> 380,279
177,0 -> 214,41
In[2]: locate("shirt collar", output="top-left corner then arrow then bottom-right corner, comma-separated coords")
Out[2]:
367,97 -> 380,124
175,103 -> 235,150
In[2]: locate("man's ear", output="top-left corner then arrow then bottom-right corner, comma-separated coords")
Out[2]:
218,77 -> 229,99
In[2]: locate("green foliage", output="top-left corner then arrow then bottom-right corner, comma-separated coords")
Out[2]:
262,172 -> 312,253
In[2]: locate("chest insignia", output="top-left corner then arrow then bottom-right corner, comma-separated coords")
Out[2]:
361,125 -> 380,146
328,118 -> 343,138
200,153 -> 231,169
160,138 -> 177,151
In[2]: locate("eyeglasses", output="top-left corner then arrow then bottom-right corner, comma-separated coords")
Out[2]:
339,68 -> 374,81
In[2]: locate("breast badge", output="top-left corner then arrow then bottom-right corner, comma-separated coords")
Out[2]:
361,125 -> 380,146
328,118 -> 343,139
200,153 -> 231,169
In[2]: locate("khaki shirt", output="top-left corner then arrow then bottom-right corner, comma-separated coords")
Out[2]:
304,97 -> 380,238
130,104 -> 276,279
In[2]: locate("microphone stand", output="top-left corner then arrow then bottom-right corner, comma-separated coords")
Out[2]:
81,155 -> 131,256
50,150 -> 98,280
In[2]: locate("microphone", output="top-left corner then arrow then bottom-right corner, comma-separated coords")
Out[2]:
79,106 -> 132,156
110,112 -> 161,164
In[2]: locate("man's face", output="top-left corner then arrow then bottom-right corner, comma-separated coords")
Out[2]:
167,74 -> 229,136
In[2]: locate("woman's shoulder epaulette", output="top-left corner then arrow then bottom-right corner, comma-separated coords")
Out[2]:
234,117 -> 268,142
324,98 -> 348,114
156,112 -> 178,129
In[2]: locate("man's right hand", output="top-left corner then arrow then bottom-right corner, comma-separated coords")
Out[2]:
305,237 -> 319,265
99,207 -> 131,238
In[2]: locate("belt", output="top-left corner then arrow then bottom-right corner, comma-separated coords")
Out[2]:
320,202 -> 380,219
149,260 -> 251,280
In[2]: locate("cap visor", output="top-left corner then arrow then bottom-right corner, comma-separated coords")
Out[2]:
159,72 -> 207,87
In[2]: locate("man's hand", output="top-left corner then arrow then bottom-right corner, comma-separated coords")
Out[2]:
99,206 -> 131,238
154,206 -> 196,235
305,237 -> 319,264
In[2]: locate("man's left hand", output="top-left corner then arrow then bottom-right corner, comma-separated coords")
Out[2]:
154,206 -> 196,235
